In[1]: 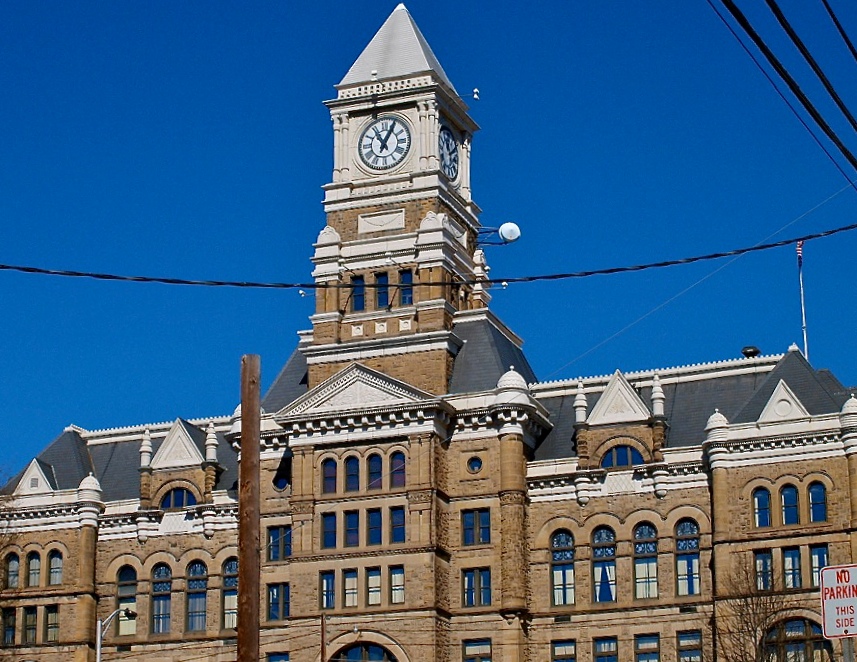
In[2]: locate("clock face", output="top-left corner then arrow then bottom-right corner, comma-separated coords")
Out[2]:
438,126 -> 459,180
358,116 -> 411,170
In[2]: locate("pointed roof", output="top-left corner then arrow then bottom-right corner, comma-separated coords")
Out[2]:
339,4 -> 456,92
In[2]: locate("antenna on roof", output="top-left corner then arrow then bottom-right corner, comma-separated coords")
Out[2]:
478,222 -> 521,246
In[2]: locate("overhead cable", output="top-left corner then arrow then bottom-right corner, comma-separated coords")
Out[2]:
1,221 -> 856,290
820,0 -> 857,64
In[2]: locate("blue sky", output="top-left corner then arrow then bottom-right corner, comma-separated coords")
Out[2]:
2,1 -> 856,475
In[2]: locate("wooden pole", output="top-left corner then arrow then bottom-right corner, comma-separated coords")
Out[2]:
238,354 -> 261,662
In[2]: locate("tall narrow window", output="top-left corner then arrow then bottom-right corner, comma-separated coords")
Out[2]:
152,563 -> 172,634
634,523 -> 658,599
635,634 -> 659,662
375,272 -> 389,309
5,554 -> 18,589
390,506 -> 406,543
23,607 -> 36,644
552,640 -> 576,662
48,550 -> 63,585
390,566 -> 405,604
268,525 -> 292,561
677,631 -> 702,662
367,567 -> 382,606
343,569 -> 358,607
462,509 -> 491,545
755,549 -> 774,591
753,488 -> 771,527
320,571 -> 335,609
26,552 -> 40,587
322,459 -> 337,494
594,637 -> 618,662
783,547 -> 802,589
551,530 -> 575,606
322,513 -> 337,549
811,544 -> 828,587
344,456 -> 360,492
267,583 -> 290,620
345,511 -> 359,547
117,566 -> 138,636
676,519 -> 701,596
44,605 -> 59,642
390,451 -> 406,487
367,508 -> 382,545
2,608 -> 14,646
592,527 -> 616,602
462,568 -> 492,606
351,276 -> 365,312
222,558 -> 238,630
399,269 -> 413,306
186,561 -> 207,632
809,482 -> 827,522
781,485 -> 799,525
368,454 -> 383,490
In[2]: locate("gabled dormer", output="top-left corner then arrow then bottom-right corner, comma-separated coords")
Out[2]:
13,458 -> 56,496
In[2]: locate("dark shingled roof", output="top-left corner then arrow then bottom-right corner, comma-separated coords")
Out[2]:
449,317 -> 536,393
262,347 -> 308,413
2,428 -> 93,495
534,352 -> 849,461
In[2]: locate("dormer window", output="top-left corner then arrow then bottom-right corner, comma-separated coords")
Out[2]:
600,445 -> 644,469
160,488 -> 197,510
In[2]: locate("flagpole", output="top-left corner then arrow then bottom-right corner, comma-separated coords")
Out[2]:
797,241 -> 808,360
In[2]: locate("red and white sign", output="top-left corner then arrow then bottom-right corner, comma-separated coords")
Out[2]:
821,564 -> 857,638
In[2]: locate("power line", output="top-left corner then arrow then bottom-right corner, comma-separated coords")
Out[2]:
2,220 -> 857,291
820,0 -> 857,64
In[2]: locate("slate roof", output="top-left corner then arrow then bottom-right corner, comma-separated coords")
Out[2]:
338,3 -> 456,92
533,350 -> 849,462
449,317 -> 537,393
2,428 -> 94,495
261,346 -> 309,413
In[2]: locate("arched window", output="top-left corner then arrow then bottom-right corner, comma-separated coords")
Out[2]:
550,530 -> 575,606
5,553 -> 19,589
600,445 -> 644,469
48,550 -> 63,585
368,454 -> 383,490
272,453 -> 292,491
186,561 -> 207,632
592,526 -> 616,602
331,643 -> 399,661
26,552 -> 40,587
676,519 -> 701,596
809,482 -> 827,522
781,485 -> 799,525
764,619 -> 832,662
117,566 -> 137,636
753,488 -> 771,527
634,523 -> 658,599
322,458 -> 337,494
345,456 -> 360,492
390,451 -> 406,488
160,488 -> 197,510
151,564 -> 172,634
222,558 -> 238,630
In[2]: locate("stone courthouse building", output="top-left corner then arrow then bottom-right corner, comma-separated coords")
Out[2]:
2,5 -> 856,662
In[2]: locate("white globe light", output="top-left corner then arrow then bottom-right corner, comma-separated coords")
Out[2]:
497,222 -> 521,243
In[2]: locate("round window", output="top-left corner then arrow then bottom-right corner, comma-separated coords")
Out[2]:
466,456 -> 483,474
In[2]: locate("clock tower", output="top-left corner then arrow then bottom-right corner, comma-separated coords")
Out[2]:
306,3 -> 489,394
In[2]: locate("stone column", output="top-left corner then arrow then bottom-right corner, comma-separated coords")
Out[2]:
840,398 -> 857,559
703,410 -> 729,596
499,428 -> 527,615
76,475 -> 104,661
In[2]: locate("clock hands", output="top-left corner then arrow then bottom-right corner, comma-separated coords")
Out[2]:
381,120 -> 397,152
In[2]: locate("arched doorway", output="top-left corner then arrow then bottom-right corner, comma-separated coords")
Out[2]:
330,643 -> 399,662
763,619 -> 833,661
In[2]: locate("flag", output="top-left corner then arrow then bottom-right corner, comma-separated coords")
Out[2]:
796,240 -> 804,267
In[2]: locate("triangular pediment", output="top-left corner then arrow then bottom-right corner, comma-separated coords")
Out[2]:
279,363 -> 433,417
758,379 -> 811,423
15,459 -> 55,495
151,419 -> 205,470
587,370 -> 652,426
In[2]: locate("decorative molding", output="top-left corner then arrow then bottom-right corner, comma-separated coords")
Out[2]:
758,380 -> 811,422
14,459 -> 55,496
150,419 -> 205,470
586,370 -> 651,426
358,209 -> 405,234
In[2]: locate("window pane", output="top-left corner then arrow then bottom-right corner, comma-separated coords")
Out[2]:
390,452 -> 406,487
344,570 -> 358,608
390,507 -> 405,543
367,509 -> 382,545
367,568 -> 381,606
754,489 -> 771,527
390,566 -> 404,604
809,483 -> 827,522
322,459 -> 337,493
782,486 -> 799,525
368,455 -> 382,490
345,457 -> 359,492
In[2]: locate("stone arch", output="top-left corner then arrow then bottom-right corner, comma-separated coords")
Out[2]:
323,629 -> 410,662
593,434 -> 650,468
152,480 -> 202,509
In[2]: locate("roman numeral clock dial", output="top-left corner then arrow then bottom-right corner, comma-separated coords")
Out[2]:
438,125 -> 459,180
359,116 -> 411,170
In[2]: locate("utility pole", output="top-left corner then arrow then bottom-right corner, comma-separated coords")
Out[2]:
238,354 -> 261,662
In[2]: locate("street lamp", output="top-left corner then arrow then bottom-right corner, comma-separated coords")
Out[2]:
96,608 -> 137,662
